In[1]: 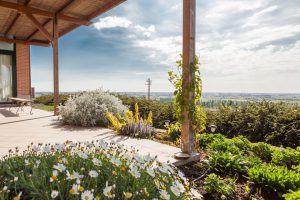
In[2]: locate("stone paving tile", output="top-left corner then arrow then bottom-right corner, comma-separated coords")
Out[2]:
0,107 -> 181,163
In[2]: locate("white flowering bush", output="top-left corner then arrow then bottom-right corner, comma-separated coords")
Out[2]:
0,141 -> 191,200
59,89 -> 128,126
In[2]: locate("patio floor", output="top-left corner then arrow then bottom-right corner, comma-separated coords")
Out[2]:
0,106 -> 181,163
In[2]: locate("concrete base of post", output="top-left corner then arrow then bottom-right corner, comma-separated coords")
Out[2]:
173,152 -> 200,166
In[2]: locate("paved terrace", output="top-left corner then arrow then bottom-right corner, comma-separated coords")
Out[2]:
0,107 -> 181,163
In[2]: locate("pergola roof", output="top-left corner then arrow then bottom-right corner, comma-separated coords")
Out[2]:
0,0 -> 125,47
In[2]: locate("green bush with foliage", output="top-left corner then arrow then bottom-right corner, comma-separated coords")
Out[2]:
207,101 -> 300,148
34,94 -> 70,106
204,173 -> 235,199
0,141 -> 190,200
199,133 -> 300,198
283,190 -> 300,200
59,89 -> 127,127
248,164 -> 300,193
250,142 -> 276,162
271,147 -> 300,168
165,122 -> 181,141
118,95 -> 176,129
197,133 -> 226,149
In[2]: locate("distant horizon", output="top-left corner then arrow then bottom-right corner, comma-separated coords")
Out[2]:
35,91 -> 300,95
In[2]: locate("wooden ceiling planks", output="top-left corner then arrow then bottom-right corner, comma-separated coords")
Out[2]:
0,0 -> 126,46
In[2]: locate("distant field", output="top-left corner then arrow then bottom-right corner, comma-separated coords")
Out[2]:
35,92 -> 300,109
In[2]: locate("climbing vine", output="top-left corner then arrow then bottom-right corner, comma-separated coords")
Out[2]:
168,54 -> 206,133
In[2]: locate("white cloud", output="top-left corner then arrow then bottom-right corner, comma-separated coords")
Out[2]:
93,16 -> 132,30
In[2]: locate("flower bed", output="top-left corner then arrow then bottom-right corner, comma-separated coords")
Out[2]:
0,141 -> 190,200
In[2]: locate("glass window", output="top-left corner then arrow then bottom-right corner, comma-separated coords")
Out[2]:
0,54 -> 13,101
0,41 -> 14,51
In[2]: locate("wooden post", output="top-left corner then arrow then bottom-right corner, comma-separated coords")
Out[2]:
53,14 -> 59,115
181,0 -> 196,154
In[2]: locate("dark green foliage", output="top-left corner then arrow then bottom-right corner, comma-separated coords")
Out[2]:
248,164 -> 300,193
204,173 -> 236,199
165,122 -> 181,141
118,95 -> 176,128
207,101 -> 300,148
34,94 -> 70,106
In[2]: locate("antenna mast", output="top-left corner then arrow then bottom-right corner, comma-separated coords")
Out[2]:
145,78 -> 152,100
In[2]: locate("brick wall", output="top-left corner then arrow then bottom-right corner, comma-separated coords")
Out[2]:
16,44 -> 31,98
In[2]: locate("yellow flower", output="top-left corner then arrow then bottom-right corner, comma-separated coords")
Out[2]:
154,179 -> 160,189
124,192 -> 132,199
69,189 -> 75,194
112,171 -> 117,175
79,186 -> 84,192
58,159 -> 63,163
144,188 -> 149,197
95,196 -> 100,200
13,192 -> 22,200
121,167 -> 126,171
50,176 -> 57,182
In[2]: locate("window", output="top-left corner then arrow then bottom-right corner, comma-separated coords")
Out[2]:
0,54 -> 13,101
0,41 -> 14,51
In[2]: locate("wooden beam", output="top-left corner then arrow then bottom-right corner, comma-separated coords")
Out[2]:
59,0 -> 126,37
26,19 -> 51,41
53,14 -> 59,115
26,0 -> 79,41
0,36 -> 50,47
4,0 -> 31,35
25,12 -> 54,42
0,0 -> 90,25
181,0 -> 196,154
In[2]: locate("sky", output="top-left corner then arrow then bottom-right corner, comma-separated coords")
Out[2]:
30,0 -> 300,93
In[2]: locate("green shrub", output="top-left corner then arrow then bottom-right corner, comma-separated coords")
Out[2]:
250,142 -> 276,162
0,141 -> 189,200
283,190 -> 300,200
208,150 -> 262,175
196,133 -> 226,149
165,122 -> 181,141
204,173 -> 235,199
229,136 -> 251,152
34,94 -> 70,105
271,147 -> 300,168
59,89 -> 127,127
118,95 -> 176,129
206,101 -> 300,148
248,164 -> 300,193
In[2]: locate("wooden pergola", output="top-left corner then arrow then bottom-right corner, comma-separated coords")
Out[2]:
0,0 -> 197,157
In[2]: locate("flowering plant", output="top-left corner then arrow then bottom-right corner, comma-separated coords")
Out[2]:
107,103 -> 155,138
0,141 -> 190,199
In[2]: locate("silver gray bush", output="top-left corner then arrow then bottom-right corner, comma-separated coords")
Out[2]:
59,89 -> 127,127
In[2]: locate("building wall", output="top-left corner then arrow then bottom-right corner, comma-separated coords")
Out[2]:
16,44 -> 31,98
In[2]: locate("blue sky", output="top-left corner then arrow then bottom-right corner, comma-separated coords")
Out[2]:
30,0 -> 300,93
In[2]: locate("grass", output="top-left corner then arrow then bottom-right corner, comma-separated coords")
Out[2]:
33,104 -> 54,112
